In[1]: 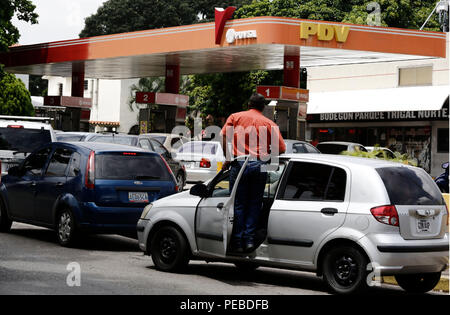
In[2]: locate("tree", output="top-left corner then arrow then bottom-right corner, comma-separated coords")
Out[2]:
0,72 -> 34,116
28,75 -> 48,96
79,0 -> 200,37
0,0 -> 38,53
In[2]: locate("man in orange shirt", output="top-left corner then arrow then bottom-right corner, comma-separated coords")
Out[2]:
221,93 -> 286,253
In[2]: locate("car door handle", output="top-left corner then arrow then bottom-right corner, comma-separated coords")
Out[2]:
216,203 -> 224,210
321,208 -> 338,215
55,182 -> 64,187
29,181 -> 37,187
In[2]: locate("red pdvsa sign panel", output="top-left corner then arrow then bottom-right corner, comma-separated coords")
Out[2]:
135,92 -> 189,107
256,86 -> 309,102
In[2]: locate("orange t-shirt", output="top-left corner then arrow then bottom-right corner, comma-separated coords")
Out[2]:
221,109 -> 286,159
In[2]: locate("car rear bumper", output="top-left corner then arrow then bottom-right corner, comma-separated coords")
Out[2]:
360,232 -> 449,275
80,202 -> 145,233
185,169 -> 218,183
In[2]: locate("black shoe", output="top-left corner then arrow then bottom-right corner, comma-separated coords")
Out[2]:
244,243 -> 255,253
228,246 -> 244,255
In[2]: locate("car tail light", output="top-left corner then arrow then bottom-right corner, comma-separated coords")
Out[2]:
85,151 -> 95,189
7,125 -> 24,129
199,158 -> 211,169
370,205 -> 399,227
122,152 -> 137,156
0,160 -> 2,183
445,204 -> 449,226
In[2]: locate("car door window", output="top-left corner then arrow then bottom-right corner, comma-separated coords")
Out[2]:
139,139 -> 152,151
305,144 -> 320,153
279,162 -> 347,202
150,139 -> 168,155
46,148 -> 73,177
210,171 -> 230,198
22,147 -> 52,176
67,152 -> 81,177
265,163 -> 286,199
292,143 -> 307,153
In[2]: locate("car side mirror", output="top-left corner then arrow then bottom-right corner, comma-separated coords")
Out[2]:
190,183 -> 208,198
8,166 -> 23,177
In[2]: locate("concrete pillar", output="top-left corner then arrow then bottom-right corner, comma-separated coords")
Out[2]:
165,64 -> 180,94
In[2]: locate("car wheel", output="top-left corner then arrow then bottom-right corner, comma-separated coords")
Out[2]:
394,272 -> 441,294
150,226 -> 190,272
56,209 -> 78,247
0,199 -> 12,232
176,172 -> 185,190
234,261 -> 259,272
322,245 -> 369,294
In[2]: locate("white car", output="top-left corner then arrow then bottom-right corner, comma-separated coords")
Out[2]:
174,141 -> 225,183
137,154 -> 449,294
0,117 -> 56,174
366,146 -> 396,159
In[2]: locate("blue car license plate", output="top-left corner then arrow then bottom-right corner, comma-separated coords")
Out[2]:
128,192 -> 149,203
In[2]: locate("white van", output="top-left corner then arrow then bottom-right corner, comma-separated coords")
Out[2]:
0,116 -> 56,174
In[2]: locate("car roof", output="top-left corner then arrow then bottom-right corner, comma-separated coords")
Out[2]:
318,141 -> 364,146
283,153 -> 402,168
0,120 -> 53,130
63,141 -> 149,153
284,139 -> 310,144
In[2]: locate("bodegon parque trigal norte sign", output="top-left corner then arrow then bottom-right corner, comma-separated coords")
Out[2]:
307,100 -> 449,123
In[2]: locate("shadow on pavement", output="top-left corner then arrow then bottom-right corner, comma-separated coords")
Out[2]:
9,224 -> 140,252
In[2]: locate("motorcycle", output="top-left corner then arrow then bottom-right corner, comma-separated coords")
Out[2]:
435,162 -> 449,193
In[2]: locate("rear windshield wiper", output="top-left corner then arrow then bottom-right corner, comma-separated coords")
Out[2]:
135,175 -> 160,180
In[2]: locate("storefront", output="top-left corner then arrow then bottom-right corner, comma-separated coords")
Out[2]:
307,87 -> 449,176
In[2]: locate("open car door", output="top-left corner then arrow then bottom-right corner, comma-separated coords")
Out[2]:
195,157 -> 249,257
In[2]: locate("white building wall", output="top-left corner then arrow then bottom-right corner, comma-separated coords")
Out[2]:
118,79 -> 139,134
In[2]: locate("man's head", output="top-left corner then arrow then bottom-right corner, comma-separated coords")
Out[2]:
248,93 -> 266,112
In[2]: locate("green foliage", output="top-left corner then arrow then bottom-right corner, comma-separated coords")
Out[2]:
28,75 -> 48,97
0,72 -> 35,116
0,0 -> 38,53
340,149 -> 418,166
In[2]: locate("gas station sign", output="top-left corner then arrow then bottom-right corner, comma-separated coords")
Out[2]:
257,86 -> 309,102
300,22 -> 350,43
135,92 -> 189,107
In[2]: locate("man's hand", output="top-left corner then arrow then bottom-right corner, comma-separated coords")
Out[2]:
222,160 -> 231,170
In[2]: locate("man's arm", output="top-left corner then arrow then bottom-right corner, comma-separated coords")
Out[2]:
221,115 -> 234,169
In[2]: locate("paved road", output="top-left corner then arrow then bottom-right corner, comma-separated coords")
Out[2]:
0,223 -> 443,295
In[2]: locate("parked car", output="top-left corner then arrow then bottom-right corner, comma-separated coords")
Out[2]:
0,142 -> 178,246
56,132 -> 93,142
141,133 -> 190,153
84,133 -> 186,188
137,154 -> 449,294
283,139 -> 321,154
175,141 -> 225,183
0,117 -> 56,175
365,146 -> 396,159
317,141 -> 368,155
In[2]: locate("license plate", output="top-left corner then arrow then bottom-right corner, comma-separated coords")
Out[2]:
128,192 -> 149,203
417,219 -> 431,233
184,162 -> 195,169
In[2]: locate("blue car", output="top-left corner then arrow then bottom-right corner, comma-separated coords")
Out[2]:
0,142 -> 178,246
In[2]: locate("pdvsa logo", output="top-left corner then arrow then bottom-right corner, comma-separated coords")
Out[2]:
300,22 -> 350,43
226,29 -> 257,44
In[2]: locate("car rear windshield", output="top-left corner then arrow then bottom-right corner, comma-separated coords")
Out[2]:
0,127 -> 52,153
89,135 -> 137,146
178,142 -> 217,155
316,144 -> 347,155
95,153 -> 172,181
376,167 -> 445,205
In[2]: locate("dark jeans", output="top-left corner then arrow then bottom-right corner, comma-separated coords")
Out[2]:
229,160 -> 267,247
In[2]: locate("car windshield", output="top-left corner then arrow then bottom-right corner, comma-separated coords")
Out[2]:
316,144 -> 347,154
89,135 -> 137,146
150,136 -> 167,144
95,153 -> 172,181
178,142 -> 217,155
376,167 -> 445,205
56,134 -> 85,142
0,127 -> 52,153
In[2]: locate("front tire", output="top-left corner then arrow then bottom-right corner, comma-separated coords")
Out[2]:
395,272 -> 441,294
0,199 -> 12,232
322,245 -> 369,294
56,209 -> 78,247
150,226 -> 190,272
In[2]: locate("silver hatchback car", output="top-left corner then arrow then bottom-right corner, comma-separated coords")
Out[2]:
137,154 -> 449,294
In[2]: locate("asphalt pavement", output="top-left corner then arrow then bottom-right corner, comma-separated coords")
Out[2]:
0,223 -> 445,295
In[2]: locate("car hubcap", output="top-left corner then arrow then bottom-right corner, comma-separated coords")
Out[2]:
58,212 -> 72,242
334,255 -> 358,287
159,235 -> 177,263
176,174 -> 183,188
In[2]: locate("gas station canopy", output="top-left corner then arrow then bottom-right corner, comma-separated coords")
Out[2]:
0,16 -> 447,79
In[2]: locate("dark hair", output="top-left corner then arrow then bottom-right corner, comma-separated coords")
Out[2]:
248,93 -> 266,112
